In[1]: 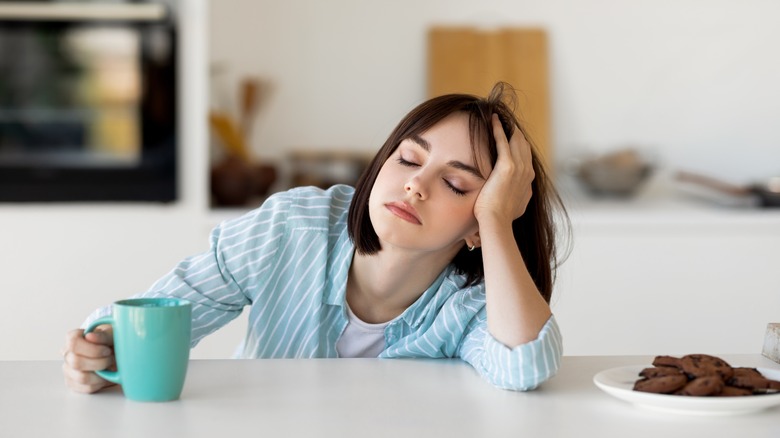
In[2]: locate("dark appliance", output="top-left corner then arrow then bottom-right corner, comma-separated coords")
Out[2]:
0,1 -> 177,202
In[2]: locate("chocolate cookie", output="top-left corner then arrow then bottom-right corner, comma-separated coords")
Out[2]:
720,386 -> 753,397
633,354 -> 777,397
729,373 -> 780,392
633,374 -> 688,394
680,354 -> 734,380
732,367 -> 762,379
652,355 -> 682,369
678,376 -> 724,396
639,366 -> 684,379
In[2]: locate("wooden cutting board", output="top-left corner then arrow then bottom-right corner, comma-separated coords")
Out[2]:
427,27 -> 551,167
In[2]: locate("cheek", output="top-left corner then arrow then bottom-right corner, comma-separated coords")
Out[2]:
435,200 -> 479,233
377,161 -> 403,184
369,166 -> 391,202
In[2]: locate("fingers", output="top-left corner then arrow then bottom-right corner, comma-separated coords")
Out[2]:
63,328 -> 114,372
65,327 -> 114,360
515,128 -> 533,167
62,361 -> 115,394
504,116 -> 532,161
63,348 -> 114,372
491,113 -> 533,163
491,114 -> 512,159
487,113 -> 535,220
85,324 -> 114,346
64,333 -> 113,370
492,113 -> 535,176
63,327 -> 116,394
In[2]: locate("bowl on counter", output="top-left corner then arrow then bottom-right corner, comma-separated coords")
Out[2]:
574,149 -> 654,197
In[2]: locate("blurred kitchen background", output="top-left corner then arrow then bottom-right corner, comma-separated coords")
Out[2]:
1,0 -> 778,360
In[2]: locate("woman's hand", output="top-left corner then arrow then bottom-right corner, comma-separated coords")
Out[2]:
473,114 -> 535,225
474,115 -> 550,348
62,325 -> 117,393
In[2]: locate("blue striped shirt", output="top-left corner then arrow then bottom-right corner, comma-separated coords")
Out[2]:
86,185 -> 562,390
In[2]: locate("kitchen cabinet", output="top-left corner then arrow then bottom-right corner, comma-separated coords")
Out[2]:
553,194 -> 780,356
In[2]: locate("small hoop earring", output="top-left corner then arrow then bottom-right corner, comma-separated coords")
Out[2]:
468,245 -> 476,252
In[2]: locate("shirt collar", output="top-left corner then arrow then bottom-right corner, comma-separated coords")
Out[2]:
322,224 -> 354,307
396,264 -> 455,328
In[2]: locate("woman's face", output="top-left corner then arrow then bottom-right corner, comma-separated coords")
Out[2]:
368,112 -> 491,254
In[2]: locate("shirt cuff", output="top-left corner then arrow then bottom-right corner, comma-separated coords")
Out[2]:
479,314 -> 563,391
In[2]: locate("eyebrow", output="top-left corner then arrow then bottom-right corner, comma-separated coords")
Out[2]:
408,134 -> 485,180
409,134 -> 430,152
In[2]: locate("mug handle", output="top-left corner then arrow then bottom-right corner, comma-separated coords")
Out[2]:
83,316 -> 121,384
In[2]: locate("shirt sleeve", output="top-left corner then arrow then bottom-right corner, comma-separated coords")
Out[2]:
82,190 -> 293,347
456,312 -> 563,391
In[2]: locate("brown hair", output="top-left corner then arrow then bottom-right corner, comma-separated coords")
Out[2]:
347,82 -> 569,303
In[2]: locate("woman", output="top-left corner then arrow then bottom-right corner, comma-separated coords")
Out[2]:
63,82 -> 569,392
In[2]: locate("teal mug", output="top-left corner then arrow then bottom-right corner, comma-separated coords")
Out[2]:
84,298 -> 192,402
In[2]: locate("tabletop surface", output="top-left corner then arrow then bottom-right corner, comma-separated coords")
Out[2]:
1,355 -> 779,438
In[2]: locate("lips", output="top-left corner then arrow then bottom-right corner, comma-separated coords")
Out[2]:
385,202 -> 422,225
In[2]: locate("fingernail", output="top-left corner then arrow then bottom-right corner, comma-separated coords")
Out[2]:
101,348 -> 112,357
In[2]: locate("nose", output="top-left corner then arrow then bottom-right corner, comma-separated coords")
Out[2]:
404,175 -> 427,200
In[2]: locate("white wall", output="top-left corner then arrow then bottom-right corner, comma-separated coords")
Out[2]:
2,0 -> 779,361
210,0 -> 780,184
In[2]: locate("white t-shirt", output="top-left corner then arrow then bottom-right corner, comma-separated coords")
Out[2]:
336,304 -> 390,358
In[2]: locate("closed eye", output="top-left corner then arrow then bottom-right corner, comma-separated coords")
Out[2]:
396,157 -> 419,167
444,180 -> 466,196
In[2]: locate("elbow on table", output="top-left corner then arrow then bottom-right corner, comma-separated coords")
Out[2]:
486,361 -> 561,392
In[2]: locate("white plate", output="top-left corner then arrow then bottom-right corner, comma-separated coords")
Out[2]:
593,365 -> 780,415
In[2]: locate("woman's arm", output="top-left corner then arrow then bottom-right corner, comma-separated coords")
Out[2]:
64,191 -> 295,393
79,190 -> 295,346
473,114 -> 551,348
457,310 -> 562,391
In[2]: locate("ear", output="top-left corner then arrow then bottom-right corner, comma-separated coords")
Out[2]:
464,230 -> 481,250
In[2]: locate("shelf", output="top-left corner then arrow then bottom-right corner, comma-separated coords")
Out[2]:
566,197 -> 780,227
555,170 -> 780,227
205,172 -> 780,231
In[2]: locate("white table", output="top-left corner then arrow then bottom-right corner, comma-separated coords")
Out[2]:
1,355 -> 778,438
